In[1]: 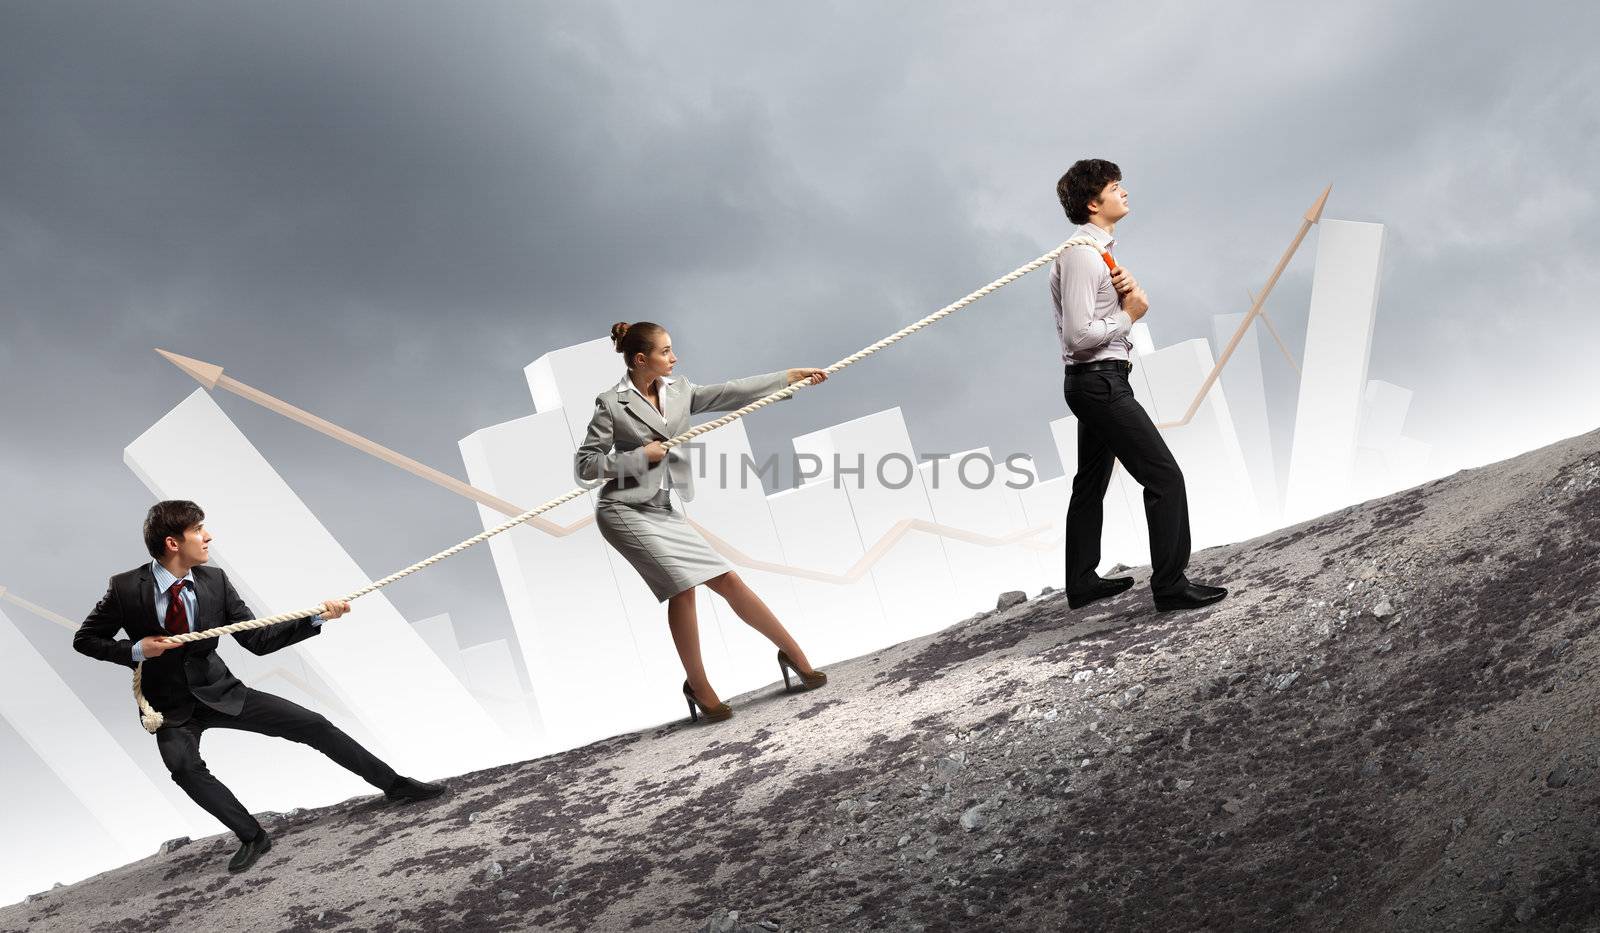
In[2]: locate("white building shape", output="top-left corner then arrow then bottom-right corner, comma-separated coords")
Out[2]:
1212,312 -> 1281,524
1353,379 -> 1434,501
1283,219 -> 1387,524
412,613 -> 542,758
918,447 -> 1050,612
459,406 -> 660,751
792,409 -> 961,643
765,476 -> 892,667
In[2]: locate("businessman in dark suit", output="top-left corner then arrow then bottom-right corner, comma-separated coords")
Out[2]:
74,500 -> 446,873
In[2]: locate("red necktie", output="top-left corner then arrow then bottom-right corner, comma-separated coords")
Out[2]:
164,580 -> 190,637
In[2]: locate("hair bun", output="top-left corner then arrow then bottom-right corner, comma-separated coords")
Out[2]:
610,321 -> 631,350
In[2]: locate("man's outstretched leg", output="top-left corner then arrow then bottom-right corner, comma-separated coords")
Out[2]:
197,689 -> 446,871
213,688 -> 445,799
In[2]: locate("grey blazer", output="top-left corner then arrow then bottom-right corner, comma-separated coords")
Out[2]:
576,371 -> 790,503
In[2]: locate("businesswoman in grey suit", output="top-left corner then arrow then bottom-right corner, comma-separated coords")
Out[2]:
576,321 -> 828,724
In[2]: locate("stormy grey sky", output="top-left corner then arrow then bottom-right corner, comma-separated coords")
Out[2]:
3,1 -> 1597,662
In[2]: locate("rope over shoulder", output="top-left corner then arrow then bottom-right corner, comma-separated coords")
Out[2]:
133,235 -> 1104,733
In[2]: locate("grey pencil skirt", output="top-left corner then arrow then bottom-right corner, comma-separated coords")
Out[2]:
595,489 -> 733,602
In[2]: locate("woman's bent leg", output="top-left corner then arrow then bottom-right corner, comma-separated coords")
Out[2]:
704,572 -> 816,674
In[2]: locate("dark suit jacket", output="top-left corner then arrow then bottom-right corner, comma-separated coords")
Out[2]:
73,563 -> 322,728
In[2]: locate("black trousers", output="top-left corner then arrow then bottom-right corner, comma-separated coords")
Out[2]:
155,687 -> 398,841
1063,365 -> 1192,595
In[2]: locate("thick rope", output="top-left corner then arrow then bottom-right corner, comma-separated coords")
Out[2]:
133,236 -> 1105,732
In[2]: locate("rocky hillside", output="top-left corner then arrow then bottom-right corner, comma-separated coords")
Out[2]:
6,429 -> 1600,933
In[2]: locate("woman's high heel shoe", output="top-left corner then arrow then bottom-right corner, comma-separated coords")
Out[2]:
777,650 -> 827,692
682,679 -> 732,723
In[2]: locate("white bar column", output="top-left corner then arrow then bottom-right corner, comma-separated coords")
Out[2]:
460,410 -> 670,751
1354,379 -> 1433,501
793,410 -> 960,643
1212,312 -> 1281,525
0,604 -> 195,858
1283,219 -> 1386,523
460,639 -> 543,757
1011,457 -> 1068,592
918,447 -> 1048,615
766,479 -> 889,665
0,718 -> 123,906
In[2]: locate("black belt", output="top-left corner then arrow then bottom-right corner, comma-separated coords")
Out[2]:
1064,359 -> 1132,376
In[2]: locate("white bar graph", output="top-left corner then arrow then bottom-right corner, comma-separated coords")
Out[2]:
460,410 -> 668,750
1,717 -> 122,906
0,605 -> 194,857
918,447 -> 1047,615
1354,379 -> 1433,501
1213,312 -> 1281,524
766,479 -> 890,666
460,639 -> 543,756
792,409 -> 960,643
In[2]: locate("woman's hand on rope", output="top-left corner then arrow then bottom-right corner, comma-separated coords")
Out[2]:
643,441 -> 667,464
787,368 -> 827,386
321,599 -> 352,620
138,635 -> 183,658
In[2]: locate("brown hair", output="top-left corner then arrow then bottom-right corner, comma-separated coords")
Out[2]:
143,500 -> 205,559
610,321 -> 666,370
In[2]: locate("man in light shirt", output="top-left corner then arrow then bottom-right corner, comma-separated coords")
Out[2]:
1051,158 -> 1228,612
74,500 -> 446,873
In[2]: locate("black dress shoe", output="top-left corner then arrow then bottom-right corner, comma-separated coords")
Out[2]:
1067,575 -> 1135,610
385,776 -> 447,802
227,828 -> 271,873
1154,582 -> 1228,612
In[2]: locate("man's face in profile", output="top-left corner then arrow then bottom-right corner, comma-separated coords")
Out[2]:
1090,178 -> 1131,224
166,522 -> 212,566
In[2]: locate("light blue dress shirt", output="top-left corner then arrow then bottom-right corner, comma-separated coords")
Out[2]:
130,561 -> 327,662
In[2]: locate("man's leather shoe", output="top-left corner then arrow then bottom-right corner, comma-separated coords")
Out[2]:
385,776 -> 446,802
227,829 -> 271,873
1154,582 -> 1228,612
1067,575 -> 1135,610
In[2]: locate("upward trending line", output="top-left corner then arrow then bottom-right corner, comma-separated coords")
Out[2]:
1150,184 -> 1329,429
